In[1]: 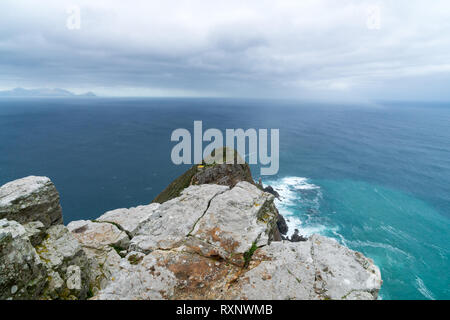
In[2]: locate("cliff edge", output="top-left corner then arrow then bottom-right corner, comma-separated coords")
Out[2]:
0,159 -> 382,300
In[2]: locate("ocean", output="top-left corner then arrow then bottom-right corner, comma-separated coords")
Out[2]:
0,97 -> 449,300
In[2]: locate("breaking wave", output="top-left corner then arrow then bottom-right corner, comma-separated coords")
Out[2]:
264,176 -> 331,238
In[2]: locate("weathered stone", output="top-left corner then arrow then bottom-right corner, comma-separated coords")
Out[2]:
130,184 -> 229,253
36,225 -> 91,299
0,176 -> 63,228
66,220 -> 129,292
94,251 -> 179,300
97,203 -> 160,236
276,211 -> 288,235
125,251 -> 145,265
47,271 -> 64,296
232,241 -> 316,300
80,245 -> 122,294
308,235 -> 382,300
229,235 -> 382,300
0,172 -> 383,301
0,219 -> 47,300
192,163 -> 254,188
149,249 -> 241,300
67,220 -> 130,250
263,185 -> 280,199
23,221 -> 46,246
95,249 -> 241,300
97,235 -> 382,300
152,148 -> 288,239
290,229 -> 307,242
66,265 -> 82,291
192,182 -> 278,261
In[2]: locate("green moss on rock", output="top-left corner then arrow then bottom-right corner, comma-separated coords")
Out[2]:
152,165 -> 199,204
152,148 -> 256,204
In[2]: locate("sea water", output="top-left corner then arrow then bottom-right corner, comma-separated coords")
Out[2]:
0,97 -> 448,299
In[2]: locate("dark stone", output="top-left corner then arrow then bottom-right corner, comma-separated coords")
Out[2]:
276,212 -> 288,235
263,185 -> 280,199
272,225 -> 282,242
290,229 -> 308,242
192,163 -> 254,188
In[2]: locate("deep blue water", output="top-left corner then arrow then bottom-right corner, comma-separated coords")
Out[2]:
0,98 -> 449,300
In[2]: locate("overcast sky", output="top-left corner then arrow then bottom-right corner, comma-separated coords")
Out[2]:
0,0 -> 449,100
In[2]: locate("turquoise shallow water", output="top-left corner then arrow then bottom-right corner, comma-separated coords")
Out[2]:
265,177 -> 449,300
0,98 -> 449,299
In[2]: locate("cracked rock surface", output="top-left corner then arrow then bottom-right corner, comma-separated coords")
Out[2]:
84,181 -> 382,300
129,184 -> 229,253
0,174 -> 382,300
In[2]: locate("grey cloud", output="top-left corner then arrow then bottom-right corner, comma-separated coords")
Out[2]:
0,0 -> 449,100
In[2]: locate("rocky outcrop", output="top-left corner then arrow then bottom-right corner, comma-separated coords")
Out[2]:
263,185 -> 280,199
131,185 -> 229,253
0,176 -> 63,228
191,163 -> 254,189
227,235 -> 382,300
151,148 -> 254,205
290,229 -> 308,242
152,147 -> 287,240
190,182 -> 279,260
0,169 -> 382,300
67,220 -> 130,251
35,225 -> 91,299
86,181 -> 382,300
66,220 -> 126,294
0,219 -> 47,300
277,213 -> 289,236
96,203 -> 160,236
0,176 -> 94,300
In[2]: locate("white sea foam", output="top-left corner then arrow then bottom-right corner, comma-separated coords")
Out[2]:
331,229 -> 349,247
346,239 -> 414,260
380,224 -> 415,242
415,277 -> 435,300
264,176 -> 326,238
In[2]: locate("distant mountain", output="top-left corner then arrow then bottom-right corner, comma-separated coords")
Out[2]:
0,88 -> 97,97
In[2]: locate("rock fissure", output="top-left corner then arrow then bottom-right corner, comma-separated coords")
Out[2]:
309,237 -> 322,299
186,189 -> 227,237
92,220 -> 133,240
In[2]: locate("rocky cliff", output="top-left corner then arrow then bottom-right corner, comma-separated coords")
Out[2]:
152,148 -> 288,242
0,166 -> 382,300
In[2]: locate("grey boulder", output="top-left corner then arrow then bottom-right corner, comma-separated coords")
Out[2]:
0,176 -> 63,228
